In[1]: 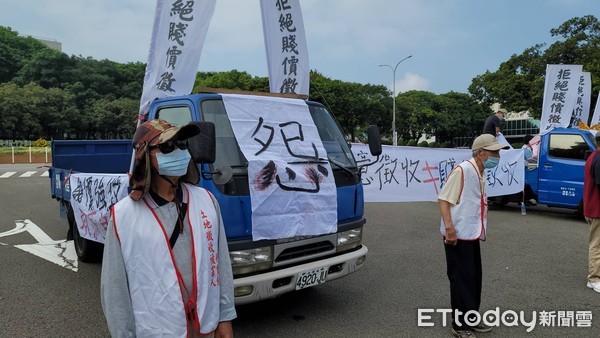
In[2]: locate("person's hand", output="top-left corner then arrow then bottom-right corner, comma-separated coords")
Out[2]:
444,228 -> 457,246
214,321 -> 233,338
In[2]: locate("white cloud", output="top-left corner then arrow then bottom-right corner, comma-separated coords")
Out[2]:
395,73 -> 430,92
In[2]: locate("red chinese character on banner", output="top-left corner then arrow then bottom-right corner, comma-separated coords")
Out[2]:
205,230 -> 213,242
203,219 -> 212,229
201,210 -> 207,219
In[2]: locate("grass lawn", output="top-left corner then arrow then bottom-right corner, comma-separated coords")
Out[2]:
0,147 -> 51,154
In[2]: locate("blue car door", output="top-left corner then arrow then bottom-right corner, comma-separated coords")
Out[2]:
537,129 -> 594,207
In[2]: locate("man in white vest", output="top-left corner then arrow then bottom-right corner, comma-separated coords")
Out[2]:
101,119 -> 236,337
438,134 -> 509,338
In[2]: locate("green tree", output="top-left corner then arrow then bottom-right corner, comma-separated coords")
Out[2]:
14,48 -> 77,88
116,62 -> 146,99
437,92 -> 488,143
0,83 -> 21,138
396,90 -> 440,143
468,15 -> 600,117
0,26 -> 47,84
310,71 -> 389,142
194,70 -> 269,92
87,98 -> 138,139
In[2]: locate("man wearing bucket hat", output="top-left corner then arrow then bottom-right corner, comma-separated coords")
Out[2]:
101,119 -> 236,337
437,134 -> 509,337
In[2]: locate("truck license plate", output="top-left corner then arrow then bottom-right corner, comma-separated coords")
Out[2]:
295,267 -> 328,290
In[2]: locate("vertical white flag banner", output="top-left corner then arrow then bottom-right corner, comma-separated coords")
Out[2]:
540,64 -> 582,134
221,94 -> 336,240
260,0 -> 310,96
139,0 -> 217,115
590,91 -> 600,126
570,72 -> 591,127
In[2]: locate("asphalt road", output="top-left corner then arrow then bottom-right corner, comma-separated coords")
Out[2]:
0,163 -> 599,337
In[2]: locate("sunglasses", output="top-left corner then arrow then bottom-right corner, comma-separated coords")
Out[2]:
150,139 -> 189,154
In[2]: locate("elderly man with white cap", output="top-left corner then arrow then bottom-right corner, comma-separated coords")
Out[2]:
483,108 -> 507,136
437,134 -> 509,338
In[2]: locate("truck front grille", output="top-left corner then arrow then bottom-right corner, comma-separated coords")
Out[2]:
272,234 -> 337,267
275,241 -> 335,263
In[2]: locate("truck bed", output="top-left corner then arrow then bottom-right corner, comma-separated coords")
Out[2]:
50,140 -> 132,201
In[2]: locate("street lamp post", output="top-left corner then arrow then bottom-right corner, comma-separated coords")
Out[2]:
379,55 -> 412,146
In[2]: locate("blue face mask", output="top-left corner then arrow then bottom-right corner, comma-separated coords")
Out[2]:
483,156 -> 500,169
156,148 -> 191,176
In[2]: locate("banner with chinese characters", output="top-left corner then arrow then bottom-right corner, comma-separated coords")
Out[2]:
221,94 -> 336,240
69,174 -> 129,243
351,144 -> 524,202
139,0 -> 217,114
590,91 -> 600,126
570,72 -> 591,127
540,64 -> 582,134
260,0 -> 309,96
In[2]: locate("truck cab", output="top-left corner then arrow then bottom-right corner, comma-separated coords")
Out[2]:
530,128 -> 596,209
50,90 -> 382,305
493,128 -> 596,210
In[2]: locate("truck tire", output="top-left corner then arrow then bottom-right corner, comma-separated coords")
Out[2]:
67,205 -> 104,263
576,199 -> 585,218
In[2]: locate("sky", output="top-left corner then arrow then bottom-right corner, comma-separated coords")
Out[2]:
1,0 -> 599,95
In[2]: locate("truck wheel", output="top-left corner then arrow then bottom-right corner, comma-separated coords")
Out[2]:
576,200 -> 585,218
67,205 -> 104,263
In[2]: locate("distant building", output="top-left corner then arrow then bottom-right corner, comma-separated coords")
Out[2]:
34,37 -> 62,52
503,111 -> 540,140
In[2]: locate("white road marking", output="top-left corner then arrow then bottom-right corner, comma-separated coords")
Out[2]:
19,171 -> 37,177
40,171 -> 49,177
0,172 -> 16,178
0,219 -> 78,272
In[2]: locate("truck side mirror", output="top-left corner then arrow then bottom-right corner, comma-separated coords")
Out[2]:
188,121 -> 216,164
367,125 -> 382,156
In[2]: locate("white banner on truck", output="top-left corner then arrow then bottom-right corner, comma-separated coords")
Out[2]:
69,174 -> 129,243
260,0 -> 309,96
139,0 -> 217,115
351,144 -> 524,202
570,72 -> 591,127
590,91 -> 600,126
540,64 -> 582,134
222,94 -> 336,241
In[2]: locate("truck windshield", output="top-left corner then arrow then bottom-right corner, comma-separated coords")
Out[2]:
200,99 -> 356,174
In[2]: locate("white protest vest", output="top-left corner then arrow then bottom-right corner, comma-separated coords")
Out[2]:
440,160 -> 487,240
113,183 -> 221,337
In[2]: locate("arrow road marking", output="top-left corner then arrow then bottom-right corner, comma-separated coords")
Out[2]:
0,219 -> 78,272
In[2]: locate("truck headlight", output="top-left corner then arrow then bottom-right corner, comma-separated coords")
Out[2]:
337,228 -> 362,253
229,247 -> 273,275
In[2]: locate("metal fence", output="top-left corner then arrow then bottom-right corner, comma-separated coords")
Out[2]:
0,140 -> 51,163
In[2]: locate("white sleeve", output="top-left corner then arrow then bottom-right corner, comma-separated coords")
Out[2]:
100,215 -> 136,337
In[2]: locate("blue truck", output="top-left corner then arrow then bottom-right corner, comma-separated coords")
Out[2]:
49,90 -> 381,305
491,127 -> 597,211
